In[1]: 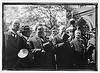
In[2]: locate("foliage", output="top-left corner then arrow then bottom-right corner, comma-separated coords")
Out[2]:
4,5 -> 80,31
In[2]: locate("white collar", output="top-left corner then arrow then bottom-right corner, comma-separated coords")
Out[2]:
9,29 -> 17,34
23,35 -> 28,40
19,33 -> 28,40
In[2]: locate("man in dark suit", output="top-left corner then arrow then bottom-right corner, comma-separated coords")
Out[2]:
17,25 -> 35,69
52,25 -> 74,70
28,25 -> 55,70
3,19 -> 27,70
70,29 -> 85,69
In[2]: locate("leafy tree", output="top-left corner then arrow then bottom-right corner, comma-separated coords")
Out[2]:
4,5 -> 79,31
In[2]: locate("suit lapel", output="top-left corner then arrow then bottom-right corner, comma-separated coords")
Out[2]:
8,33 -> 18,51
16,34 -> 19,48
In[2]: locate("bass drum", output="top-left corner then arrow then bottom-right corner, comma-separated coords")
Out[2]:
17,49 -> 34,69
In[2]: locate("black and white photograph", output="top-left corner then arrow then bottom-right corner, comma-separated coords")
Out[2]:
2,2 -> 98,71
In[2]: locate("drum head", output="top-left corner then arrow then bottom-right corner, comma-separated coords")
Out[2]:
18,49 -> 28,58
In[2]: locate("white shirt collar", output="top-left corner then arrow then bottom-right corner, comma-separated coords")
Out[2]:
19,33 -> 28,40
23,35 -> 28,40
9,29 -> 17,34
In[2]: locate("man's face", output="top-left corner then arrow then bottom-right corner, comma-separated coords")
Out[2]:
23,31 -> 30,37
13,22 -> 20,32
75,31 -> 81,39
37,26 -> 44,37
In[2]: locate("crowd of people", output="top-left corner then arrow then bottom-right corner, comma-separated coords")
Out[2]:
3,19 -> 96,70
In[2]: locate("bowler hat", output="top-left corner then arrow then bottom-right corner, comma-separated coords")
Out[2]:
20,25 -> 30,32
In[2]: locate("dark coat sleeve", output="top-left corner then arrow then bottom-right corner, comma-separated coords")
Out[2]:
4,32 -> 18,69
3,32 -> 28,69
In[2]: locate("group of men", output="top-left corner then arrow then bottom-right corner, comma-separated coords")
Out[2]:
3,19 -> 96,70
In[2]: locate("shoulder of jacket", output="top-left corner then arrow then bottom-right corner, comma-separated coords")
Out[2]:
4,31 -> 12,35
